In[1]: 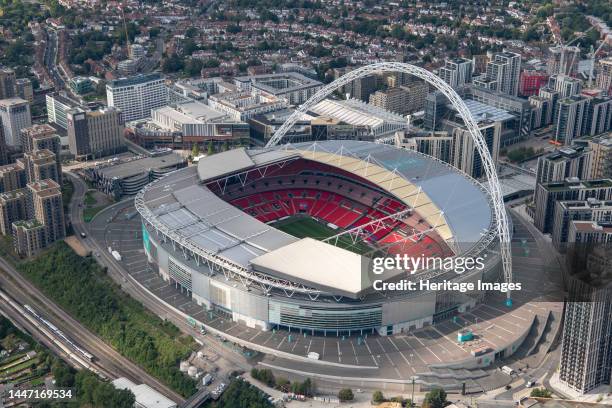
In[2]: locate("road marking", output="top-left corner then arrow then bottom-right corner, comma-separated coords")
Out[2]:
410,333 -> 442,362
350,341 -> 359,365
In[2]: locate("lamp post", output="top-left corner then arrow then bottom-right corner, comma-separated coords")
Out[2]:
410,375 -> 419,408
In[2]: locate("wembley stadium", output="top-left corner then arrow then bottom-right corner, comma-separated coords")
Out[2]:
135,140 -> 504,336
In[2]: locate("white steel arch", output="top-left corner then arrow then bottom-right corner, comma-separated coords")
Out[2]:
265,62 -> 513,300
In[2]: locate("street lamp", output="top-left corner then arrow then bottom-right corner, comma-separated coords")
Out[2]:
410,375 -> 419,408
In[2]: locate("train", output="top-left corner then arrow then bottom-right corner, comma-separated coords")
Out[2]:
22,304 -> 95,362
0,291 -> 102,378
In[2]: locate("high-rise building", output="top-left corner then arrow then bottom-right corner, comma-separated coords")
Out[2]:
423,91 -> 448,131
106,73 -> 168,122
537,87 -> 560,125
0,98 -> 31,146
20,124 -> 62,183
67,107 -> 126,159
15,79 -> 33,103
0,69 -> 16,99
586,98 -> 612,137
394,130 -> 453,164
0,163 -> 27,193
551,198 -> 612,251
439,58 -> 473,89
595,57 -> 612,93
587,134 -> 612,180
46,93 -> 80,130
554,96 -> 590,145
536,146 -> 592,185
547,45 -> 580,76
18,150 -> 60,185
369,81 -> 428,115
26,179 -> 65,244
473,52 -> 521,96
549,74 -> 582,99
0,189 -> 28,235
559,244 -> 612,393
533,178 -> 612,233
519,70 -> 549,97
12,219 -> 46,257
450,120 -> 501,179
0,126 -> 7,166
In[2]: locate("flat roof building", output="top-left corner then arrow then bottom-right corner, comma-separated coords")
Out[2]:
106,73 -> 168,123
0,97 -> 31,146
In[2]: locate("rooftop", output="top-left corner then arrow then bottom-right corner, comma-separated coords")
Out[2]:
95,152 -> 186,179
0,97 -> 28,107
108,73 -> 164,89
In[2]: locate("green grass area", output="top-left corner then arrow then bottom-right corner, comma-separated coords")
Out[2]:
83,206 -> 106,222
273,217 -> 370,255
18,242 -> 198,397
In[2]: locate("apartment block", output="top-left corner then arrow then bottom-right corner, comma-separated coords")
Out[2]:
533,178 -> 612,233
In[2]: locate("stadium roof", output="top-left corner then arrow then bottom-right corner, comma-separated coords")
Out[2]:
145,141 -> 493,294
250,238 -> 369,297
310,99 -> 408,128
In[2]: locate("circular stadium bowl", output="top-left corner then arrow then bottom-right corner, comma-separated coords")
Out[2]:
136,140 -> 501,336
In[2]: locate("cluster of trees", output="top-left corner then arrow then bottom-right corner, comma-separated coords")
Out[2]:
205,378 -> 273,408
338,388 -> 354,401
52,362 -> 135,407
372,390 -> 412,406
530,388 -> 552,398
423,388 -> 448,408
250,368 -> 315,396
18,243 -> 198,397
504,146 -> 540,163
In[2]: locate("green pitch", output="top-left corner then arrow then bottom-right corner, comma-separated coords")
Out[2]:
273,217 -> 371,255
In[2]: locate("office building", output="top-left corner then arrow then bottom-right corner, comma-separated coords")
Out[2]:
547,45 -> 580,76
15,79 -> 33,103
66,107 -> 126,160
536,146 -> 592,185
149,100 -> 249,150
423,91 -> 448,131
0,69 -> 16,99
0,98 -> 31,146
552,198 -> 612,251
207,91 -> 287,122
0,189 -> 28,235
468,86 -> 532,144
69,77 -> 94,95
588,134 -> 612,179
0,163 -> 26,193
46,93 -> 80,130
595,57 -> 612,93
106,73 -> 168,122
439,58 -> 473,89
554,96 -> 590,145
533,178 -> 612,233
473,52 -> 521,96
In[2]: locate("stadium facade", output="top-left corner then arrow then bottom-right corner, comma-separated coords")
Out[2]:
136,141 -> 503,336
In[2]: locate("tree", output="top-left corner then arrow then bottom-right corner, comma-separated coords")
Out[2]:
207,140 -> 214,155
423,388 -> 447,408
338,388 -> 354,402
530,388 -> 552,398
373,390 -> 385,403
191,143 -> 200,157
